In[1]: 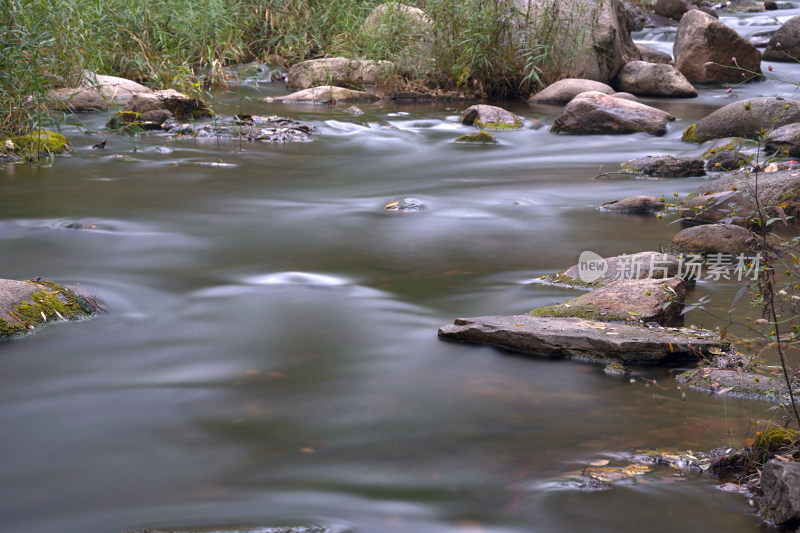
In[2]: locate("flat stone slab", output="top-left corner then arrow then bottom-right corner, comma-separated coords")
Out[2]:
438,315 -> 725,364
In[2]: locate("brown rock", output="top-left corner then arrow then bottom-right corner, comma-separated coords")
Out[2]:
682,97 -> 800,143
528,78 -> 614,104
614,61 -> 697,97
460,104 -> 521,129
622,155 -> 705,176
548,251 -> 680,288
636,44 -> 674,64
551,91 -> 675,135
670,223 -> 766,254
600,196 -> 665,214
674,9 -> 762,83
681,191 -> 754,225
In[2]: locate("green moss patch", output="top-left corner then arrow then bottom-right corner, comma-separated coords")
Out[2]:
530,303 -> 632,322
474,117 -> 521,130
0,281 -> 98,340
7,130 -> 71,157
455,130 -> 498,144
681,123 -> 698,143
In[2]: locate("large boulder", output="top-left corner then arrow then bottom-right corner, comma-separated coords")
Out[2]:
682,97 -> 800,143
47,72 -> 153,111
613,61 -> 697,97
674,9 -> 762,83
516,0 -> 640,83
545,251 -> 680,288
438,315 -> 726,364
551,91 -> 675,135
763,14 -> 800,62
460,104 -> 521,129
528,78 -> 614,104
761,460 -> 800,528
531,277 -> 686,325
287,58 -> 392,90
0,278 -> 97,339
267,86 -> 380,104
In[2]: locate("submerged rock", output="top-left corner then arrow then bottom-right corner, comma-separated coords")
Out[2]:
622,155 -> 705,177
267,86 -> 380,104
682,97 -> 800,143
438,315 -> 725,364
385,197 -> 424,212
168,115 -> 318,143
0,278 -> 98,340
600,195 -> 665,214
551,91 -> 674,135
460,104 -> 521,129
454,130 -> 498,144
531,277 -> 685,325
528,79 -> 614,104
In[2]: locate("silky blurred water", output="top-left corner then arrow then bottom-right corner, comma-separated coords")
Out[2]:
1,7 -> 798,533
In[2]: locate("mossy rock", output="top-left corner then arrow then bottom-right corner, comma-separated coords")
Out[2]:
160,96 -> 213,120
752,428 -> 799,462
455,130 -> 498,144
0,279 -> 98,340
474,117 -> 522,130
7,130 -> 71,157
681,123 -> 698,143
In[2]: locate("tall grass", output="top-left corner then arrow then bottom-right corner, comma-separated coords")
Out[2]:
0,0 -> 592,136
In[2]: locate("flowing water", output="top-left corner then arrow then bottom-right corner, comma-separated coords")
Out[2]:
3,8 -> 800,533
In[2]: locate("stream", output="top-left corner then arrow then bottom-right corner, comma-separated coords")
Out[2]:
2,7 -> 800,533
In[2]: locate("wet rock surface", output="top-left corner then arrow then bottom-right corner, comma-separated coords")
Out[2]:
763,13 -> 800,62
670,223 -> 766,254
691,168 -> 800,215
460,104 -> 520,129
267,86 -> 380,104
681,190 -> 753,225
168,115 -> 319,143
761,460 -> 800,528
454,130 -> 499,144
438,314 -> 725,364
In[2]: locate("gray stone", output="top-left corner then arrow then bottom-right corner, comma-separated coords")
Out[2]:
46,88 -> 109,112
460,104 -> 521,129
528,79 -> 614,104
600,196 -> 665,214
674,10 -> 762,83
706,149 -> 750,171
623,155 -> 705,177
287,57 -> 393,90
636,44 -> 674,64
438,314 -> 725,364
670,223 -> 766,254
385,197 -> 425,212
614,61 -> 697,97
0,278 -> 98,339
267,86 -> 380,104
80,72 -> 152,104
765,122 -> 800,156
682,97 -> 800,143
551,91 -> 674,135
761,460 -> 800,528
531,277 -> 686,325
611,92 -> 639,101
547,251 -> 680,288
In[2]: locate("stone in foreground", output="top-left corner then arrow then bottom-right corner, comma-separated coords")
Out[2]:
438,315 -> 725,364
761,460 -> 800,528
460,104 -> 521,129
613,61 -> 697,98
531,277 -> 685,325
0,278 -> 98,339
551,91 -> 674,135
682,97 -> 800,143
528,79 -> 614,104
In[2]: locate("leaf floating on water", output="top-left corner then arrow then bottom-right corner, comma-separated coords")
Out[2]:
588,459 -> 610,466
